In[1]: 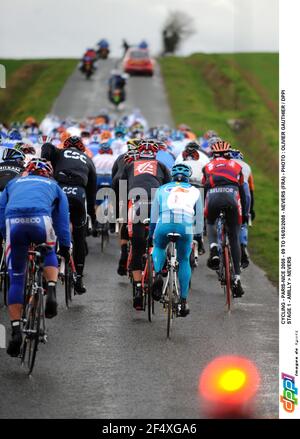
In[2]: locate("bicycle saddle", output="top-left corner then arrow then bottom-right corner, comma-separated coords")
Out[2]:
167,233 -> 181,242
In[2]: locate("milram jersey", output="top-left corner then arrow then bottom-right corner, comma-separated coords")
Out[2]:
0,160 -> 24,191
0,175 -> 70,247
150,181 -> 203,236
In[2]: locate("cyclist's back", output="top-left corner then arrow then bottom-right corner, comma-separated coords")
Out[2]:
202,141 -> 246,297
42,136 -> 97,294
150,163 -> 203,316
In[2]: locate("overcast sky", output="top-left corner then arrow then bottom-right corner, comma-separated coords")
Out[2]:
0,0 -> 279,58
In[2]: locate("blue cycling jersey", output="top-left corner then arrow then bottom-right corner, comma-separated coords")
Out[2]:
0,174 -> 71,247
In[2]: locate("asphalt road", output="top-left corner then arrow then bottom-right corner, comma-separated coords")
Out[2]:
0,59 -> 278,419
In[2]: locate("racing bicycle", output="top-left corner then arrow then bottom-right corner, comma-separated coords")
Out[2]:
216,209 -> 235,311
20,244 -> 49,375
161,233 -> 181,338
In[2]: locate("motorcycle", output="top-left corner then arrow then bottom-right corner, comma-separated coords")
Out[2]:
97,47 -> 110,59
110,88 -> 125,109
81,60 -> 94,79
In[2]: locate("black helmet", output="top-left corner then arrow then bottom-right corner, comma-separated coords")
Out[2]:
2,147 -> 25,162
185,141 -> 200,151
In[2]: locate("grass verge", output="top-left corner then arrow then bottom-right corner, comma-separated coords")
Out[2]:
160,53 -> 279,284
0,59 -> 77,123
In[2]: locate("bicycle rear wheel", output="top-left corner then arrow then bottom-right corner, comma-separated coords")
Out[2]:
21,290 -> 42,375
224,246 -> 231,311
166,269 -> 174,338
65,262 -> 73,308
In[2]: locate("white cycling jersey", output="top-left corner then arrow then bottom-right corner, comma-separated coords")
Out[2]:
92,153 -> 115,174
110,138 -> 127,157
234,159 -> 252,182
175,151 -> 209,185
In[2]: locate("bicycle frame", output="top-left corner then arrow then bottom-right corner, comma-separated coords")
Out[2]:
216,211 -> 234,310
162,238 -> 181,338
21,245 -> 48,375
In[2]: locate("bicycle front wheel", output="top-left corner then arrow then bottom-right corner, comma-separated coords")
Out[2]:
65,262 -> 73,308
224,246 -> 231,311
21,291 -> 42,375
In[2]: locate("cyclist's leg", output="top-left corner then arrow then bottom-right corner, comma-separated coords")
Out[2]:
152,222 -> 170,301
205,193 -> 220,269
131,222 -> 146,282
131,221 -> 146,309
226,195 -> 244,297
41,216 -> 59,318
227,209 -> 241,276
240,182 -> 250,268
68,190 -> 87,293
6,218 -> 48,355
176,229 -> 193,300
117,223 -> 129,275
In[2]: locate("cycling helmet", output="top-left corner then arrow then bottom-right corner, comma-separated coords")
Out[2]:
38,135 -> 52,145
171,163 -> 192,182
148,127 -> 159,139
138,140 -> 159,158
2,147 -> 25,162
138,139 -> 159,153
14,142 -> 36,155
185,141 -> 200,151
204,129 -> 218,139
171,130 -> 184,141
63,135 -> 85,152
100,130 -> 112,141
99,143 -> 113,155
25,158 -> 53,177
182,149 -> 199,161
211,141 -> 232,154
115,125 -> 127,137
127,138 -> 141,151
124,150 -> 140,164
230,149 -> 244,161
178,123 -> 192,132
8,130 -> 22,141
156,140 -> 168,151
207,136 -> 222,148
24,116 -> 37,127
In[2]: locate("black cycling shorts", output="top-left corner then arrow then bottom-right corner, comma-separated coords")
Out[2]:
205,187 -> 242,226
60,185 -> 87,229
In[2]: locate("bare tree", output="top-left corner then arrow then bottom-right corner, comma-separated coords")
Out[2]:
162,11 -> 196,55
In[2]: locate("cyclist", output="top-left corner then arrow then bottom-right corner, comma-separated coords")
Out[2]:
156,139 -> 175,170
108,70 -> 126,104
0,148 -> 27,261
202,141 -> 247,297
0,148 -> 26,191
175,141 -> 208,256
175,141 -> 209,186
150,163 -> 203,317
118,140 -> 170,309
229,149 -> 255,268
41,136 -> 97,294
112,139 -> 141,276
0,158 -> 71,357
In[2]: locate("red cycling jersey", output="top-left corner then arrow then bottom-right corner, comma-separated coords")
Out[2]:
202,157 -> 244,188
